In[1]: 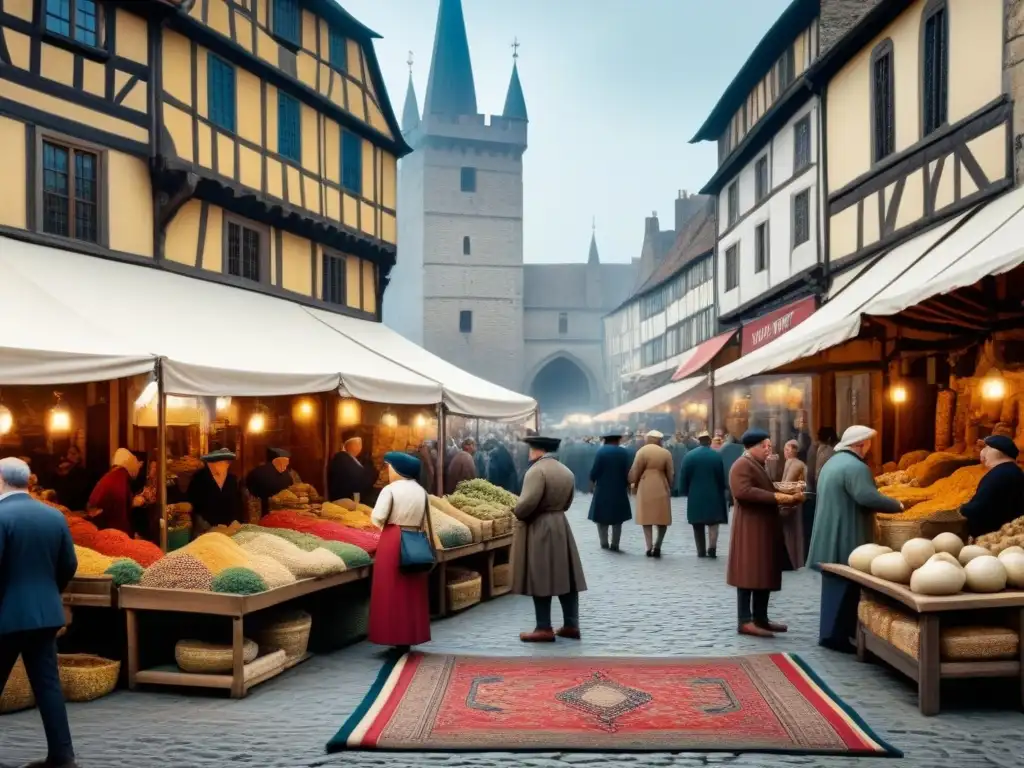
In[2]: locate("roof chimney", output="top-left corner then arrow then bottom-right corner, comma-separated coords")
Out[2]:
675,192 -> 705,234
645,211 -> 660,236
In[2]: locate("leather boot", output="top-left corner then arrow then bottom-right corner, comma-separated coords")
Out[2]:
692,526 -> 707,558
520,629 -> 556,643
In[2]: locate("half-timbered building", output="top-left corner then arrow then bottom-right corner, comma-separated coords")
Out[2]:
0,0 -> 408,318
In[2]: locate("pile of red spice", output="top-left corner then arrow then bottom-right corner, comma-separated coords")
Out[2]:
65,516 -> 163,566
261,511 -> 379,555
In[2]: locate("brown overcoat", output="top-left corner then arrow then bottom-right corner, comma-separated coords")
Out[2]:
629,443 -> 674,526
444,450 -> 477,494
780,458 -> 807,570
726,454 -> 785,591
511,456 -> 588,597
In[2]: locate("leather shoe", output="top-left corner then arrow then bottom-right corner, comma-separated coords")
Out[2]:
519,629 -> 556,643
738,622 -> 774,638
757,620 -> 788,633
556,626 -> 581,640
22,761 -> 79,768
708,547 -> 717,558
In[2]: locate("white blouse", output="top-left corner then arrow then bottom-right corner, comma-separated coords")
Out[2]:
371,478 -> 429,528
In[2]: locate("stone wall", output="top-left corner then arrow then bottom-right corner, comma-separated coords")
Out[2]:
1005,0 -> 1024,187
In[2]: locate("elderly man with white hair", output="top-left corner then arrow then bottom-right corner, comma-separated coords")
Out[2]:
0,457 -> 79,767
807,425 -> 903,652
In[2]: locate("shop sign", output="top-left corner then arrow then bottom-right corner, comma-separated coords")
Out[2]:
741,296 -> 817,355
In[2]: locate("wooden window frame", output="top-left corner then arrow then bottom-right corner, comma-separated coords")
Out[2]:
459,310 -> 473,333
460,166 -> 477,193
221,212 -> 271,285
793,114 -> 812,173
754,154 -> 769,204
792,189 -> 811,249
341,130 -> 362,195
207,53 -> 237,133
920,0 -> 949,138
321,250 -> 347,306
724,243 -> 739,292
33,129 -> 108,247
42,0 -> 105,53
871,39 -> 896,163
727,181 -> 739,227
277,91 -> 302,163
754,221 -> 769,273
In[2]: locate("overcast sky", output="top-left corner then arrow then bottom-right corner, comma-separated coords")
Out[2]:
340,0 -> 791,264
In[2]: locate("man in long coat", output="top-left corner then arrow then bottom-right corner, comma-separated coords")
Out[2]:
629,430 -> 674,558
512,436 -> 588,643
807,426 -> 902,651
679,431 -> 728,558
587,433 -> 632,552
726,430 -> 802,638
444,438 -> 478,494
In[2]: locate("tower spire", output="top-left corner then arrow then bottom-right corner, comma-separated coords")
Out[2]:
588,219 -> 600,265
502,37 -> 528,121
401,50 -> 420,133
424,0 -> 478,117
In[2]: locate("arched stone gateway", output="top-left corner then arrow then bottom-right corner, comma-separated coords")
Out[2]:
529,356 -> 593,419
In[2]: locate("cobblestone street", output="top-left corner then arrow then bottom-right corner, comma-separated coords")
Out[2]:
2,496 -> 1022,768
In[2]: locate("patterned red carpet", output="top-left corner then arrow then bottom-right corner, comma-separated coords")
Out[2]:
327,652 -> 900,756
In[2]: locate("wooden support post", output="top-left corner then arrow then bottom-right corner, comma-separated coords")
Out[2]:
157,361 -> 168,552
483,550 -> 496,599
918,613 -> 941,716
230,615 -> 245,699
436,561 -> 448,617
436,403 -> 446,497
125,609 -> 139,691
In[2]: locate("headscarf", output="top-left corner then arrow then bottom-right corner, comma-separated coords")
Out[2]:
112,448 -> 141,474
835,425 -> 876,451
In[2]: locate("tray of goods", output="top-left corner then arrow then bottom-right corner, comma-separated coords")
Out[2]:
773,481 -> 805,493
875,470 -> 913,488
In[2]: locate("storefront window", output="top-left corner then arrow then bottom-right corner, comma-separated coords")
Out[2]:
715,375 -> 815,460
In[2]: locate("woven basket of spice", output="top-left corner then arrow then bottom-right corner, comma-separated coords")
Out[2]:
492,563 -> 512,589
253,610 -> 312,660
57,655 -> 120,703
175,638 -> 259,674
446,567 -> 482,612
1,657 -> 35,714
876,518 -> 927,550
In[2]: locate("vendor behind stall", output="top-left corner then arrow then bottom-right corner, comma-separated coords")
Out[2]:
962,435 -> 1024,539
87,448 -> 144,535
187,448 -> 243,536
245,447 -> 298,517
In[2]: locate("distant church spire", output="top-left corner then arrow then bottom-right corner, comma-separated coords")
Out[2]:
588,219 -> 600,265
502,38 -> 528,121
424,0 -> 478,116
401,51 -> 420,133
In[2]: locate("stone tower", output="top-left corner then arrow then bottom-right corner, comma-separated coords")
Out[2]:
385,0 -> 528,393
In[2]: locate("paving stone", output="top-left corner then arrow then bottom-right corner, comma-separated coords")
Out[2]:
2,496 -> 1022,767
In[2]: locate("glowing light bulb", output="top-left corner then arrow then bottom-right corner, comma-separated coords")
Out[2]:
248,412 -> 266,433
890,385 -> 908,404
216,397 -> 231,412
0,405 -> 12,436
414,414 -> 427,428
49,409 -> 71,433
982,376 -> 1006,401
296,399 -> 314,420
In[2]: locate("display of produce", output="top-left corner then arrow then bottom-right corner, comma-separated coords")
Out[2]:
237,525 -> 372,568
875,470 -> 912,488
320,501 -> 375,529
878,464 -> 986,518
140,554 -> 214,591
211,567 -> 268,595
244,553 -> 298,588
964,555 -> 1007,592
900,538 -> 936,569
934,390 -> 957,452
429,507 -> 473,549
430,495 -> 492,540
66,516 -> 164,566
269,484 -> 322,515
445,493 -> 512,535
848,544 -> 892,573
232,530 -> 347,577
454,478 -> 518,511
105,559 -> 144,586
903,452 -> 977,487
999,552 -> 1024,587
870,551 -> 913,584
899,450 -> 932,471
168,532 -> 253,575
260,511 -> 380,555
932,532 -> 964,557
73,545 -> 116,576
974,514 -> 1024,554
958,544 -> 991,566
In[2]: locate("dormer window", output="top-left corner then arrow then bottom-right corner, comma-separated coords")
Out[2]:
45,0 -> 101,49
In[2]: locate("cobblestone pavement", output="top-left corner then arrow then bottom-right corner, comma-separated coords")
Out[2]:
2,496 -> 1022,767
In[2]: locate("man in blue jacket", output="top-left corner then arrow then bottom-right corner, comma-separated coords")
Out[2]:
0,456 -> 79,768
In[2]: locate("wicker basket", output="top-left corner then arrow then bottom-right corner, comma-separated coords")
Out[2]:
243,649 -> 288,682
446,568 -> 483,612
941,626 -> 1019,660
57,655 -> 120,703
876,519 -> 926,550
1,657 -> 35,714
253,611 -> 312,660
493,563 -> 512,589
175,638 -> 259,674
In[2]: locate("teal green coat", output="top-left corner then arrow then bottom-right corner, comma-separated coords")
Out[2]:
807,450 -> 902,569
679,446 -> 728,525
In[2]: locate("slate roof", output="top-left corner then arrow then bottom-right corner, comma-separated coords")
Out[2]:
523,263 -> 636,310
424,0 -> 478,116
502,62 -> 528,121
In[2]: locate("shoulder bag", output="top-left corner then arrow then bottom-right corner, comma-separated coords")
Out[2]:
388,489 -> 437,573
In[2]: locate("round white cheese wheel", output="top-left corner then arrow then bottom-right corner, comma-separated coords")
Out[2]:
927,552 -> 961,567
849,543 -> 892,573
901,538 -> 936,569
870,551 -> 913,584
958,544 -> 992,566
964,555 -> 1007,593
932,532 -> 964,557
999,552 -> 1024,589
910,560 -> 966,595
998,545 -> 1024,559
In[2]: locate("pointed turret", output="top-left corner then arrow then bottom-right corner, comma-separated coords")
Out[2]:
502,62 -> 528,121
588,226 -> 600,266
401,73 -> 420,133
423,0 -> 477,117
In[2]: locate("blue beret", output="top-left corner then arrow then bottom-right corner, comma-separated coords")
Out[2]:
741,429 -> 771,448
984,435 -> 1019,459
384,451 -> 422,480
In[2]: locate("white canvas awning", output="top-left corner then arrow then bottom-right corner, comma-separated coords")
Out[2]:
715,185 -> 1024,386
593,375 -> 706,422
306,308 -> 537,421
0,238 -> 441,402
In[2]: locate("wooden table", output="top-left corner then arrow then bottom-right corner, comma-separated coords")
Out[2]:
433,534 -> 514,617
821,564 -> 1024,715
64,576 -> 118,609
119,567 -> 370,698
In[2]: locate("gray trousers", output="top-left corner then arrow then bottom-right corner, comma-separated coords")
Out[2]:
597,523 -> 621,548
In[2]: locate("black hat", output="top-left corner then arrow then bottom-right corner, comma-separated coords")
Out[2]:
201,448 -> 236,463
266,447 -> 291,461
740,429 -> 771,448
523,435 -> 561,452
984,434 -> 1019,459
601,432 -> 622,440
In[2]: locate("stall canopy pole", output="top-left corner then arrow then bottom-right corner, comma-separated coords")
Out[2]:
709,365 -> 716,435
156,359 -> 168,552
321,392 -> 331,499
436,403 -> 446,497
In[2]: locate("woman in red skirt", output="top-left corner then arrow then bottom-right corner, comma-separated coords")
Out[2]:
368,451 -> 432,651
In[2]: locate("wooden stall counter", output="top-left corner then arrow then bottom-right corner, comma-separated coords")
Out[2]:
64,576 -> 118,609
821,564 -> 1024,715
433,534 -> 514,617
120,566 -> 371,698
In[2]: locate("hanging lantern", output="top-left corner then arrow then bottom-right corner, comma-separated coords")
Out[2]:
414,413 -> 427,429
338,398 -> 361,426
981,370 -> 1006,401
216,397 -> 232,412
0,404 -> 12,436
890,384 -> 908,404
48,392 -> 71,434
247,403 -> 270,434
380,409 -> 398,428
293,398 -> 315,422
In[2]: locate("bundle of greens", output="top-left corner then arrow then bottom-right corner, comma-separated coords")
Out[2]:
454,479 -> 518,511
